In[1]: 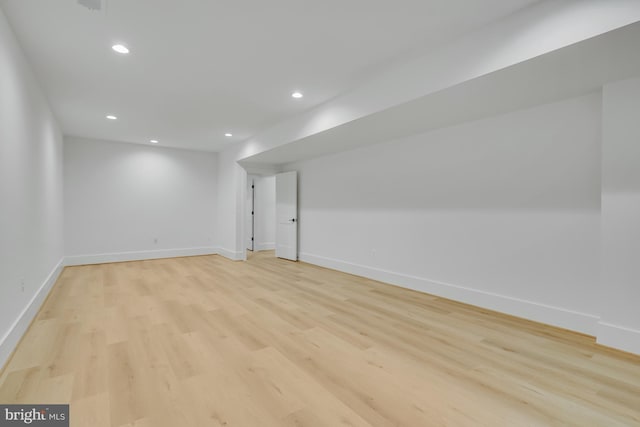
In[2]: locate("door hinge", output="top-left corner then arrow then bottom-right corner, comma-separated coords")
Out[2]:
251,211 -> 254,215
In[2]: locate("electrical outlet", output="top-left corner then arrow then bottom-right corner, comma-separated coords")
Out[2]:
19,276 -> 25,293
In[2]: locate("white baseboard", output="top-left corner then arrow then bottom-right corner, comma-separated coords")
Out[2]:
299,252 -> 600,336
596,321 -> 640,355
0,258 -> 65,370
255,242 -> 275,251
65,247 -> 218,266
217,247 -> 245,261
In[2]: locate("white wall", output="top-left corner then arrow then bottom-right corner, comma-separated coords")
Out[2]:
598,77 -> 640,354
0,9 -> 64,367
219,2 -> 640,265
217,145 -> 246,260
64,137 -> 218,264
288,93 -> 602,334
254,175 -> 276,251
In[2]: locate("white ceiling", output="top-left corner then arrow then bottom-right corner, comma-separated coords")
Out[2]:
240,22 -> 640,167
0,0 -> 537,152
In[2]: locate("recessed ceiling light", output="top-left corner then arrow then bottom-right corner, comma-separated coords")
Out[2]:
150,140 -> 159,144
224,133 -> 233,137
111,44 -> 130,54
291,91 -> 303,99
106,115 -> 117,120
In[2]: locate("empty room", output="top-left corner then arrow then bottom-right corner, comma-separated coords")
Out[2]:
1,0 -> 640,426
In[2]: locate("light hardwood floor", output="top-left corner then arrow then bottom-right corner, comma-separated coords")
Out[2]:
0,251 -> 639,426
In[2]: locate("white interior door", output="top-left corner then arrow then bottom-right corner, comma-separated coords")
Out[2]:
275,171 -> 297,261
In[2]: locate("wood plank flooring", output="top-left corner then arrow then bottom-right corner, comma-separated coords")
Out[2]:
1,251 -> 639,426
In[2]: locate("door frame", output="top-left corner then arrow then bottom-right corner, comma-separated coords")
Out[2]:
246,177 -> 255,251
